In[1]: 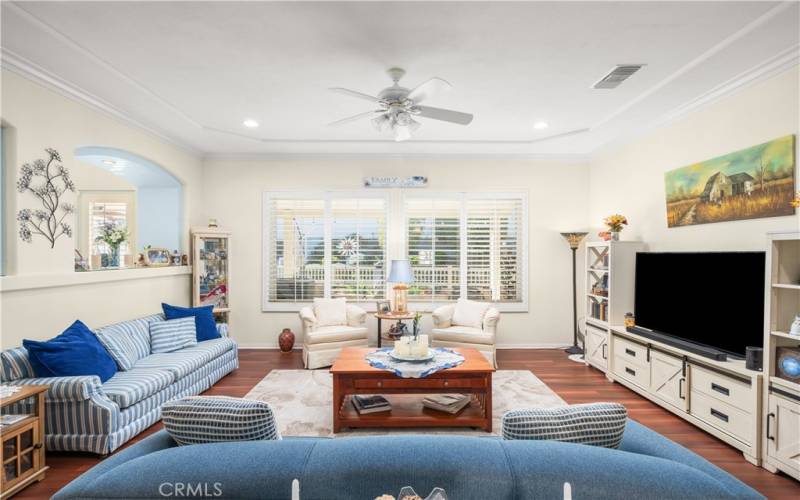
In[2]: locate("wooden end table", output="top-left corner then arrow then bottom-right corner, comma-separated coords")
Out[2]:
330,347 -> 494,433
1,385 -> 49,499
374,311 -> 417,348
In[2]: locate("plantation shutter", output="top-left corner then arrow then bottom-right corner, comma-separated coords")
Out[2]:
267,198 -> 325,302
466,198 -> 523,302
89,201 -> 130,257
330,198 -> 387,301
405,198 -> 461,303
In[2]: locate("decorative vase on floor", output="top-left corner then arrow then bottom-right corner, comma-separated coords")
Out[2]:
279,328 -> 295,352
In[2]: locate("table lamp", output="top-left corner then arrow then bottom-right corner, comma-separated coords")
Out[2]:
561,232 -> 588,355
388,259 -> 414,313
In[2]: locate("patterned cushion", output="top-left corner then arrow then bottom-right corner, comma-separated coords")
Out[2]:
501,402 -> 627,449
95,314 -> 163,371
102,368 -> 175,408
1,347 -> 34,381
150,317 -> 198,353
161,396 -> 281,446
134,352 -> 208,380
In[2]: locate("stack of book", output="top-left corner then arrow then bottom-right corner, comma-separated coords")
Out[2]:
0,414 -> 29,428
351,395 -> 391,414
422,394 -> 471,414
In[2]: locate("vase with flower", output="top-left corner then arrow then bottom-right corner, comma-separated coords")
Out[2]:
96,222 -> 129,268
603,214 -> 628,241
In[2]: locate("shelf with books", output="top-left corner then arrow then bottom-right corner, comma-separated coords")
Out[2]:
583,241 -> 645,374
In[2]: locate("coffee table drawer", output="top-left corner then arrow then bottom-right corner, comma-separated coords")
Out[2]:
353,377 -> 486,390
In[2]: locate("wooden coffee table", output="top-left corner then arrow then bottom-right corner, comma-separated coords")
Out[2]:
330,347 -> 494,433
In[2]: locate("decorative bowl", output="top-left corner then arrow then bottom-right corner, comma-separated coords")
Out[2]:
388,350 -> 435,363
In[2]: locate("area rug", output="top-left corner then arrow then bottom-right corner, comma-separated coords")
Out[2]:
244,370 -> 566,437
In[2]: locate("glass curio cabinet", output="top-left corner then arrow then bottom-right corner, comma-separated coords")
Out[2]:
191,227 -> 231,324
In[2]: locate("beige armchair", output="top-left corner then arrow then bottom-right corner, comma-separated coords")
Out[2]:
300,301 -> 368,369
431,300 -> 500,368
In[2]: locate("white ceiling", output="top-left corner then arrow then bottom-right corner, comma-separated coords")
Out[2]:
2,1 -> 799,157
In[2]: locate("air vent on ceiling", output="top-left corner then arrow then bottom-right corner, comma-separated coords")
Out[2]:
592,64 -> 645,89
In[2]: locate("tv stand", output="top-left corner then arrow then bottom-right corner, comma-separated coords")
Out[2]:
607,326 -> 763,466
625,326 -> 728,361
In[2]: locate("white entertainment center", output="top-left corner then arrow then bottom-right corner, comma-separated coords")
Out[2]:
583,236 -> 800,475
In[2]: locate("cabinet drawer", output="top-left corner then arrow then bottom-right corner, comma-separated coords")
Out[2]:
690,390 -> 752,444
614,336 -> 648,367
353,377 -> 485,390
691,364 -> 753,411
613,356 -> 650,388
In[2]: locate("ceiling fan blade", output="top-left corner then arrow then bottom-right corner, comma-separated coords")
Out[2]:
328,110 -> 382,127
407,77 -> 452,104
414,105 -> 473,125
329,87 -> 382,103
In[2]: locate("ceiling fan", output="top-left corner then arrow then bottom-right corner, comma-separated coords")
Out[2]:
329,67 -> 473,142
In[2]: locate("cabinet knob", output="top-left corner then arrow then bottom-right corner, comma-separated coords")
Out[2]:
443,381 -> 449,387
376,381 -> 382,387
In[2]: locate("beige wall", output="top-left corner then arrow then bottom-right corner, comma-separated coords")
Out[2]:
201,159 -> 590,348
1,70 -> 203,347
589,67 -> 800,251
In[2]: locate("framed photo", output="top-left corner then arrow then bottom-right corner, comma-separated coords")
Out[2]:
376,300 -> 391,314
144,248 -> 171,267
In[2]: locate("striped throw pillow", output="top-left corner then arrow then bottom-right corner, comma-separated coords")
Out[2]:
162,396 -> 281,446
501,402 -> 627,448
149,317 -> 198,354
95,314 -> 162,370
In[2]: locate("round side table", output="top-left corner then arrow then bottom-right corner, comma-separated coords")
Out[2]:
374,311 -> 417,348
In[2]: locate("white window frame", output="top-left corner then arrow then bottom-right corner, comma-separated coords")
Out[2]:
402,191 -> 528,313
262,191 -> 391,312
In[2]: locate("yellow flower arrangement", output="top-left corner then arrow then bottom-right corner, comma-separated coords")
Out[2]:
603,214 -> 628,232
791,191 -> 800,209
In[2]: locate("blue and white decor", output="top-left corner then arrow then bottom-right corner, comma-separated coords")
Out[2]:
150,317 -> 198,353
501,402 -> 628,448
162,396 -> 280,445
0,314 -> 238,455
366,347 -> 465,378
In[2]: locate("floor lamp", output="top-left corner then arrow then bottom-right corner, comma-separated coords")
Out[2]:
561,232 -> 588,355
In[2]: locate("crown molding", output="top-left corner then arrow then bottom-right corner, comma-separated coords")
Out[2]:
201,152 -> 591,162
596,51 -> 799,157
1,48 -> 201,156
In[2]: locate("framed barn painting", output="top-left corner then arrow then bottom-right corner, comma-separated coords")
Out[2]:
665,135 -> 796,227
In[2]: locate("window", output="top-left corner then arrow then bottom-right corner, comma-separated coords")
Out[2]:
263,193 -> 387,310
89,202 -> 130,259
404,193 -> 526,310
405,198 -> 461,301
77,191 -> 136,269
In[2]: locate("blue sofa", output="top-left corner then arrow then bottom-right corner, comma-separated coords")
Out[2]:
0,314 -> 238,455
54,420 -> 762,499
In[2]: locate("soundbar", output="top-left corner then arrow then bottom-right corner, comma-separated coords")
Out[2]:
625,326 -> 728,361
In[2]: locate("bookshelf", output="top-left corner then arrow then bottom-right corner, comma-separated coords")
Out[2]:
584,240 -> 645,373
762,231 -> 800,481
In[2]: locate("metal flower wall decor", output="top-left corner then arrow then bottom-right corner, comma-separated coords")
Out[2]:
17,148 -> 76,248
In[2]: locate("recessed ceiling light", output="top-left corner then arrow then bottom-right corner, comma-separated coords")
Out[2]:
533,121 -> 549,130
243,119 -> 259,128
102,159 -> 116,165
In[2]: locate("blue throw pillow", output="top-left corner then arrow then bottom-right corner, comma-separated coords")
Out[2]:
22,320 -> 117,382
162,303 -> 220,342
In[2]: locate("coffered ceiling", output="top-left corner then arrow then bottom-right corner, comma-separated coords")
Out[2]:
2,1 -> 798,157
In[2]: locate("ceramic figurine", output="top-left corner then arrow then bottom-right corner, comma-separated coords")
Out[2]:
790,314 -> 800,336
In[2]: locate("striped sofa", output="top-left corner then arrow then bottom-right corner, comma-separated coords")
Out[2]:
0,314 -> 238,455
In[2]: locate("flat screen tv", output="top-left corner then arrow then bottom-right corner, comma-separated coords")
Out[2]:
634,252 -> 765,358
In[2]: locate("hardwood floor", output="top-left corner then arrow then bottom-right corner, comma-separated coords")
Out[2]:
16,349 -> 800,499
